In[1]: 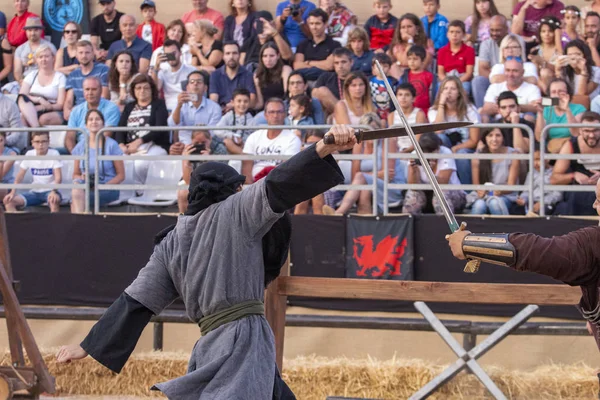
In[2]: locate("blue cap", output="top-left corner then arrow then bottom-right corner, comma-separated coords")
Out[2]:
140,0 -> 156,8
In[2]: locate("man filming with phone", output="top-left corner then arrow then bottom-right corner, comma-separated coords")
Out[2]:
151,39 -> 196,112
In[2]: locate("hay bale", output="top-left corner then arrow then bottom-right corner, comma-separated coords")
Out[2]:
2,351 -> 598,399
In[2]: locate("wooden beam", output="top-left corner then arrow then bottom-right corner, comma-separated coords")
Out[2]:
265,256 -> 289,371
277,277 -> 581,305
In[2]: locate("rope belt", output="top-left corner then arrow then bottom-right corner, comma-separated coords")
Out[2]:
198,300 -> 265,336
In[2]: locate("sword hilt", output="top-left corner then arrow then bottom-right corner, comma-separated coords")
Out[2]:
323,130 -> 363,145
445,222 -> 481,274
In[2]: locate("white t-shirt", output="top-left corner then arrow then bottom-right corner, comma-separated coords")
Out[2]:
243,129 -> 302,178
23,71 -> 66,104
158,64 -> 197,111
417,146 -> 461,185
427,104 -> 481,142
490,62 -> 539,79
142,24 -> 153,45
393,108 -> 420,151
150,45 -> 193,72
483,81 -> 542,106
20,149 -> 62,192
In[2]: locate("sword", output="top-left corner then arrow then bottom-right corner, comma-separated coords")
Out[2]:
323,122 -> 473,144
371,60 -> 480,273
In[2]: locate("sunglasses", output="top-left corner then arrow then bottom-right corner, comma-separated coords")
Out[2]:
64,30 -> 78,34
505,56 -> 523,63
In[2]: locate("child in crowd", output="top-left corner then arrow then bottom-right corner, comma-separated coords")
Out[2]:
369,53 -> 397,122
387,82 -> 427,154
215,88 -> 256,155
465,0 -> 500,48
136,0 -> 166,51
363,0 -> 398,51
437,20 -> 475,95
288,94 -> 315,140
421,0 -> 448,50
399,45 -> 434,111
516,149 -> 563,215
3,132 -> 62,213
561,6 -> 582,46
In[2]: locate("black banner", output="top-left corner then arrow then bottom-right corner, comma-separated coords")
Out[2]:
42,0 -> 91,49
345,215 -> 413,280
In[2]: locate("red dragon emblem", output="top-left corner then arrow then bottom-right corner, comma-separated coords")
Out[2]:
352,235 -> 408,277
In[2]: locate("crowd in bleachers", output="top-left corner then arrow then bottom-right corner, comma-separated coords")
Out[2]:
0,0 -> 599,215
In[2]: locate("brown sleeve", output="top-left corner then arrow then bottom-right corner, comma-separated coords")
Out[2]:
509,226 -> 600,287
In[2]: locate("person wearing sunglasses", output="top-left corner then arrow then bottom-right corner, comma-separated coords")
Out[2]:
54,22 -> 82,76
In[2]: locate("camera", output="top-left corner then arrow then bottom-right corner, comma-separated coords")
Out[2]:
290,3 -> 301,17
191,143 -> 206,154
542,97 -> 559,107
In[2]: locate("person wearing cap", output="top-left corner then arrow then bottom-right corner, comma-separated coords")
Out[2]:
90,0 -> 125,61
106,15 -> 152,75
13,17 -> 56,83
181,0 -> 225,40
6,0 -> 45,49
136,0 -> 166,52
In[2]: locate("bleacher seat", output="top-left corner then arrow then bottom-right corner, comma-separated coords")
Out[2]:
45,126 -> 68,150
338,160 -> 352,184
107,160 -> 135,206
572,95 -> 590,110
127,160 -> 182,207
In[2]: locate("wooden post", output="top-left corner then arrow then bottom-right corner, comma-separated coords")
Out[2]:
265,255 -> 289,372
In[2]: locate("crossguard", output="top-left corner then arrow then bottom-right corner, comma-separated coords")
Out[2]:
323,131 -> 363,145
446,221 -> 481,274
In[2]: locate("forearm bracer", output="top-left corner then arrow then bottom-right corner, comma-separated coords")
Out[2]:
462,233 -> 517,267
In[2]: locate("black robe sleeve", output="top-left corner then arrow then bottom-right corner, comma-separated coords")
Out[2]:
80,292 -> 154,373
264,144 -> 344,213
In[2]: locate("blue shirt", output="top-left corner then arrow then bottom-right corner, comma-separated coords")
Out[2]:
167,96 -> 222,144
68,98 -> 121,141
275,0 -> 316,49
209,66 -> 256,106
72,136 -> 123,184
0,12 -> 6,29
351,51 -> 374,76
1,146 -> 15,183
107,37 -> 152,65
421,13 -> 448,50
66,63 -> 110,106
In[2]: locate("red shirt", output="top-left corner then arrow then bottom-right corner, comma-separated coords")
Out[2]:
7,11 -> 44,47
408,70 -> 434,110
181,8 -> 224,30
136,20 -> 166,51
437,43 -> 475,75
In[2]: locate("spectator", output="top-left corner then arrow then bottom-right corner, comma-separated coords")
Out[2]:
465,0 -> 500,47
151,39 -> 197,112
512,0 -> 565,48
3,131 -> 62,213
482,58 -> 542,122
108,51 -> 138,111
491,91 -> 532,153
169,70 -> 221,145
347,26 -> 374,75
421,0 -> 448,50
18,45 -> 66,128
0,35 -> 12,87
241,98 -> 301,183
240,13 -> 293,68
429,76 -> 481,184
66,77 -> 121,153
528,15 -> 563,93
0,132 -> 16,202
535,78 -> 585,153
150,19 -> 192,73
398,45 -> 434,111
581,0 -> 600,29
562,6 -> 582,45
389,13 -> 434,79
275,0 -> 316,51
333,72 -> 373,125
189,20 -> 223,73
287,94 -> 314,139
319,0 -> 356,46
0,93 -> 25,153
0,11 -> 6,38
402,132 -> 466,215
437,20 -> 475,95
214,88 -> 255,150
71,109 -> 125,213
364,0 -> 397,51
369,53 -> 397,121
224,0 -> 256,48
490,34 -> 539,86
516,148 -> 562,214
116,74 -> 169,184
551,111 -> 600,215
254,42 -> 292,110
312,47 -> 353,114
469,128 -> 520,215
64,40 -> 110,120
473,14 -> 508,108
332,112 -> 404,214
556,39 -> 599,97
14,17 -> 56,84
584,11 -> 600,66
106,15 -> 152,74
388,82 -> 427,154
209,41 -> 256,113
6,0 -> 44,49
136,0 -> 165,52
90,0 -> 124,61
173,129 -> 229,213
293,9 -> 341,81
54,21 -> 82,76
181,0 -> 225,39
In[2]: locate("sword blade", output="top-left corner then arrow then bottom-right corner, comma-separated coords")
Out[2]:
374,60 -> 460,232
359,122 -> 473,142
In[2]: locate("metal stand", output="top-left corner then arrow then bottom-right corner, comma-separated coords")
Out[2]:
409,301 -> 539,400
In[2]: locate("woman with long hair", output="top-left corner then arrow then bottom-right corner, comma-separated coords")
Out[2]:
428,76 -> 481,184
333,71 -> 374,124
253,42 -> 292,110
108,51 -> 138,111
465,0 -> 500,47
54,21 -> 82,75
150,19 -> 192,72
224,0 -> 256,48
555,39 -> 598,96
189,19 -> 223,73
529,15 -> 563,93
70,109 -> 125,213
469,128 -> 520,215
490,34 -> 538,85
346,26 -> 374,75
388,13 -> 433,79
